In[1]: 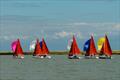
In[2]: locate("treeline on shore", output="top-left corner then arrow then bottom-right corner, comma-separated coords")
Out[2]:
0,50 -> 120,55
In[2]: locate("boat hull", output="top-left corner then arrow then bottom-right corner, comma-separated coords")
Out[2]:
99,56 -> 111,59
13,55 -> 24,59
68,55 -> 80,59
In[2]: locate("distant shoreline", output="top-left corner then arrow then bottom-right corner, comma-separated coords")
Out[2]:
0,50 -> 120,55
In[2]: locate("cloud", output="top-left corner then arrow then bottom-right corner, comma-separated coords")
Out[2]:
55,31 -> 72,38
55,31 -> 84,39
67,22 -> 89,26
1,16 -> 120,41
0,35 -> 30,41
13,2 -> 40,8
1,0 -> 41,8
65,22 -> 117,27
68,22 -> 120,35
113,24 -> 120,31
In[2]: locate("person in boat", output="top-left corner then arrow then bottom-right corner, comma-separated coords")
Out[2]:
103,54 -> 111,58
85,53 -> 89,57
68,53 -> 79,59
68,54 -> 74,58
90,54 -> 96,57
13,54 -> 17,58
33,54 -> 36,56
99,54 -> 111,59
39,54 -> 47,57
101,48 -> 111,58
85,53 -> 96,58
39,54 -> 51,58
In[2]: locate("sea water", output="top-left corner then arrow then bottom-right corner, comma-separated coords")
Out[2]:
0,55 -> 120,80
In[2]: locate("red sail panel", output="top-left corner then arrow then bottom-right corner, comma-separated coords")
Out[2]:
87,36 -> 97,55
100,43 -> 104,54
41,38 -> 49,55
14,39 -> 24,56
100,35 -> 112,56
34,39 -> 42,56
69,36 -> 81,55
104,35 -> 112,56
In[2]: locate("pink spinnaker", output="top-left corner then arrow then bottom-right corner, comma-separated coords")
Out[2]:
11,40 -> 18,52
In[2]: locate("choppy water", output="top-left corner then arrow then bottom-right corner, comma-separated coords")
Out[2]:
0,55 -> 120,80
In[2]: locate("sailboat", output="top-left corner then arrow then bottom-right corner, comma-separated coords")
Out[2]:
99,35 -> 112,59
68,35 -> 81,59
40,38 -> 51,59
13,39 -> 24,59
84,36 -> 98,59
33,39 -> 42,58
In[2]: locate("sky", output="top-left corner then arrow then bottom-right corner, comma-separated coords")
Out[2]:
0,0 -> 120,51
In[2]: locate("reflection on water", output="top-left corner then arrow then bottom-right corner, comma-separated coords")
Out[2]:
0,55 -> 120,80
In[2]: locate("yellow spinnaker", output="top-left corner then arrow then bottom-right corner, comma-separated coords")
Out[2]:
97,37 -> 105,50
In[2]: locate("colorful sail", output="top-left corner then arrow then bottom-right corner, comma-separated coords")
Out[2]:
97,37 -> 105,50
69,36 -> 81,55
11,40 -> 18,52
86,36 -> 97,55
33,39 -> 42,56
39,41 -> 42,48
100,35 -> 112,56
41,38 -> 49,55
29,40 -> 36,51
14,39 -> 24,56
67,38 -> 73,50
83,39 -> 90,51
